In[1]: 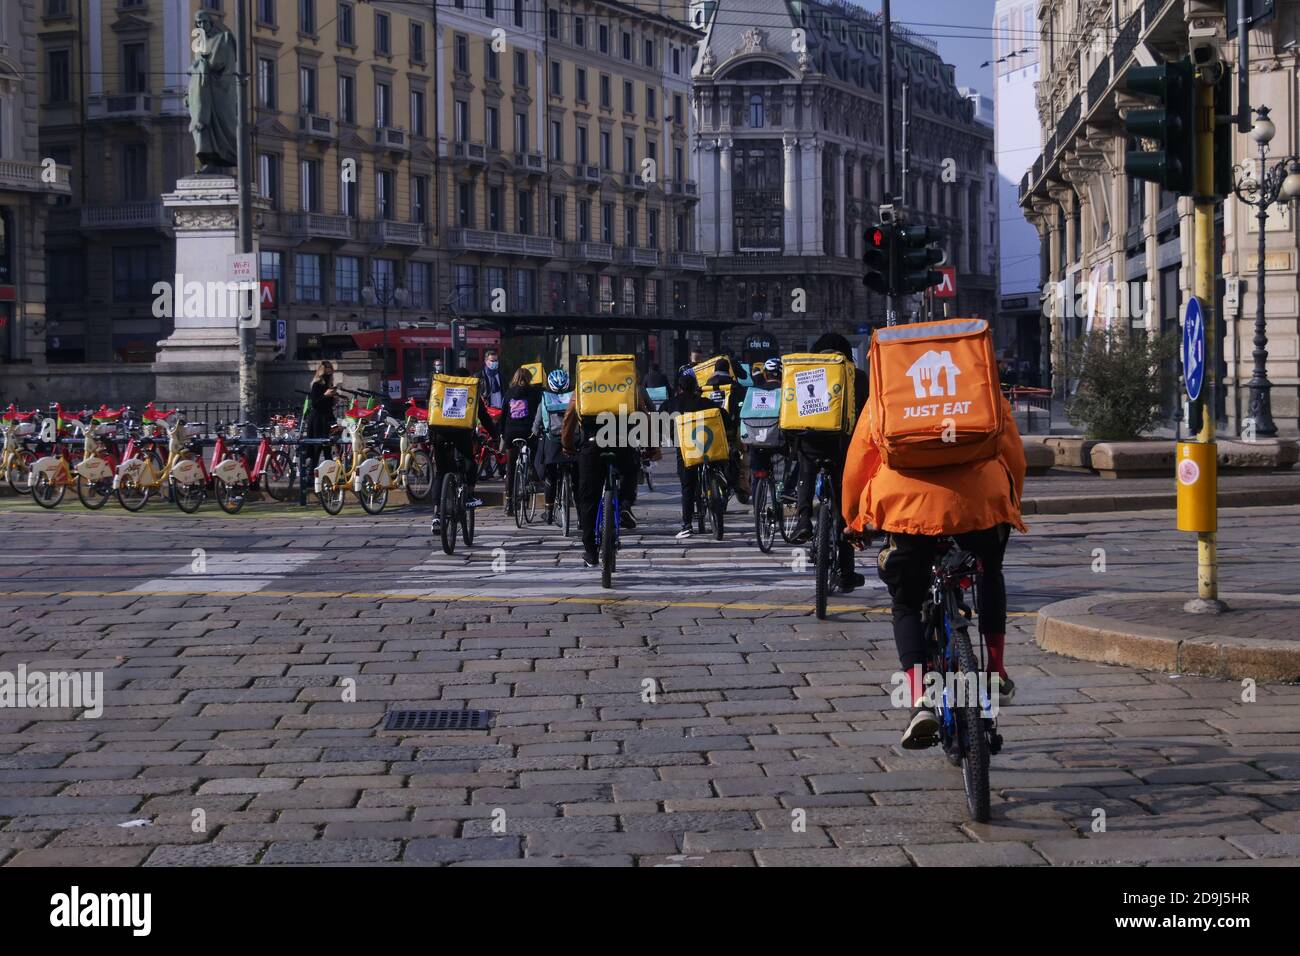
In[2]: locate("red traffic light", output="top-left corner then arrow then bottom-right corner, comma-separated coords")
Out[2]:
871,228 -> 884,248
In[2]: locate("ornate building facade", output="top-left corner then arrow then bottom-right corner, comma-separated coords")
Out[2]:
691,0 -> 998,356
1020,0 -> 1300,435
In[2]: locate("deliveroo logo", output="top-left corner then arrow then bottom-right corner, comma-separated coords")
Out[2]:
691,423 -> 714,454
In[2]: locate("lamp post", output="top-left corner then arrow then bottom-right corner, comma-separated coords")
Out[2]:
1231,106 -> 1300,438
361,273 -> 408,398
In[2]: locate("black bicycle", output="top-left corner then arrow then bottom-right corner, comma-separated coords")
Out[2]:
693,456 -> 731,541
557,459 -> 576,537
594,450 -> 622,589
437,445 -> 476,555
921,539 -> 1002,823
510,438 -> 541,528
810,457 -> 842,620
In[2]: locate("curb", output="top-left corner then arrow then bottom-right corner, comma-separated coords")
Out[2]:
1021,486 -> 1300,515
1035,592 -> 1300,682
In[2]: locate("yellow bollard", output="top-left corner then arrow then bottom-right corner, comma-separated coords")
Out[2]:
1175,441 -> 1216,533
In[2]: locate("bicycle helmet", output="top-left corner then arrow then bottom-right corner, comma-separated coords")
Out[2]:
547,368 -> 570,391
763,357 -> 782,376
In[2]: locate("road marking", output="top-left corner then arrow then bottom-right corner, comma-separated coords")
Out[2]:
130,551 -> 321,593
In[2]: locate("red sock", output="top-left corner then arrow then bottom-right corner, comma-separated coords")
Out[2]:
906,665 -> 926,707
985,633 -> 1006,678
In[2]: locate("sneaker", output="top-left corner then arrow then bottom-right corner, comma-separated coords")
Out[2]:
838,571 -> 866,593
465,496 -> 483,509
992,673 -> 1015,706
505,504 -> 516,517
789,517 -> 813,544
901,706 -> 940,750
620,507 -> 638,530
429,515 -> 441,532
675,524 -> 693,539
582,551 -> 599,568
542,506 -> 554,525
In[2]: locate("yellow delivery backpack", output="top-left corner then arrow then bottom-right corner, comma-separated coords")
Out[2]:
867,317 -> 1003,469
703,382 -> 732,411
779,352 -> 857,433
575,354 -> 638,417
676,406 -> 730,467
427,373 -> 479,429
692,355 -> 738,387
520,361 -> 544,384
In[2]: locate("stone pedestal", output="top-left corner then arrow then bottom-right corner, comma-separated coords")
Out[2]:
152,175 -> 275,404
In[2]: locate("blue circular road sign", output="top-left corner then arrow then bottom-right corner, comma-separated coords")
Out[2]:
1182,296 -> 1205,402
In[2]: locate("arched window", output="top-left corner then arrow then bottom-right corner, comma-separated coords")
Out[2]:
748,93 -> 763,128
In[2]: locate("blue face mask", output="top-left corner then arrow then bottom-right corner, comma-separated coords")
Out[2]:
486,361 -> 499,371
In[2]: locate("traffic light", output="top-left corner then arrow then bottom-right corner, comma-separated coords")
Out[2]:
862,223 -> 896,295
1123,57 -> 1196,195
897,225 -> 945,294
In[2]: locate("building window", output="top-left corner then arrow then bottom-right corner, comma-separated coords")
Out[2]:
454,100 -> 469,142
517,189 -> 532,234
408,262 -> 431,309
336,2 -> 353,44
623,135 -> 634,174
335,255 -> 361,304
485,266 -> 506,306
749,93 -> 763,128
513,50 -> 527,86
599,74 -> 611,109
577,199 -> 590,242
551,195 -> 565,239
458,183 -> 473,228
454,265 -> 477,311
513,0 -> 522,27
575,67 -> 587,102
299,159 -> 321,211
621,30 -> 631,60
574,16 -> 585,47
112,247 -> 161,302
46,250 -> 85,305
732,141 -> 783,251
257,152 -> 281,207
514,111 -> 528,150
486,106 -> 500,149
599,131 -> 611,170
340,161 -> 358,215
486,45 -> 499,80
624,206 -> 637,247
599,24 -> 609,54
675,213 -> 686,251
673,146 -> 684,184
673,93 -> 683,124
621,277 -> 636,315
598,274 -> 614,313
623,80 -> 633,114
484,0 -> 495,18
512,269 -> 535,312
648,209 -> 659,250
488,186 -> 502,230
121,143 -> 148,200
257,58 -> 277,109
299,66 -> 316,112
410,22 -> 425,63
338,75 -> 355,123
47,50 -> 71,104
298,0 -> 315,34
375,10 -> 390,51
122,43 -> 147,93
549,120 -> 562,161
258,0 -> 276,26
547,8 -> 558,38
294,253 -> 322,303
601,202 -> 613,243
672,46 -> 681,75
411,175 -> 428,223
644,38 -> 654,68
644,279 -> 658,317
550,60 -> 562,95
454,33 -> 468,72
576,125 -> 588,164
410,89 -> 425,136
646,88 -> 656,120
375,82 -> 391,127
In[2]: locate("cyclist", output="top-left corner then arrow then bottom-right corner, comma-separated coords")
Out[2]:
429,369 -> 498,534
841,390 -> 1026,748
788,333 -> 870,593
701,357 -> 748,505
501,367 -> 543,516
745,357 -> 798,504
532,368 -> 574,525
662,368 -> 732,539
561,375 -> 656,568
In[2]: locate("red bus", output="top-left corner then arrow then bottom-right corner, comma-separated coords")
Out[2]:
317,326 -> 501,402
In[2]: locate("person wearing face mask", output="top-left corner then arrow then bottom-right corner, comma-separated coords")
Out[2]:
477,350 -> 506,412
304,360 -> 339,473
432,357 -> 445,377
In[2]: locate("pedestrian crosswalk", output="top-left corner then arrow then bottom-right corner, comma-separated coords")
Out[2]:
132,551 -> 321,593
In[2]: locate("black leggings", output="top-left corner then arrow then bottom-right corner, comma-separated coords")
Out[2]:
576,442 -> 638,555
877,525 -> 1011,672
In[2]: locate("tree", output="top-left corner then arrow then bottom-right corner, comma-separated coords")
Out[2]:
1065,327 -> 1177,441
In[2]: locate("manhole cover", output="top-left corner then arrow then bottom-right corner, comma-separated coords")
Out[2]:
383,709 -> 493,732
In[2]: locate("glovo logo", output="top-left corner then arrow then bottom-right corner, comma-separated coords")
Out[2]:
691,423 -> 714,454
580,376 -> 635,394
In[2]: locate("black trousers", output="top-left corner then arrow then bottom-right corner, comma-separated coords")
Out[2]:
431,430 -> 477,514
748,447 -> 797,495
877,525 -> 1011,672
793,437 -> 854,580
576,442 -> 638,555
676,454 -> 700,526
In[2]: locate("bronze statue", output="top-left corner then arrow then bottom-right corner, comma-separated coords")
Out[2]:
186,11 -> 238,172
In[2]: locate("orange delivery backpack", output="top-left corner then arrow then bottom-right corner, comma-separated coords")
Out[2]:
867,318 -> 1003,470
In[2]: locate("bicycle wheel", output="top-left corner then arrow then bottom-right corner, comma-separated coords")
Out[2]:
7,449 -> 35,494
319,475 -> 345,515
560,468 -> 572,537
951,623 -> 991,823
754,478 -> 777,554
522,463 -> 538,525
439,474 -> 459,554
780,483 -> 799,542
462,496 -> 475,545
32,472 -> 65,509
709,471 -> 725,541
406,449 -> 434,501
76,474 -> 113,510
643,464 -> 654,492
513,458 -> 527,529
172,478 -> 205,513
213,475 -> 248,514
263,449 -> 295,501
359,474 -> 388,515
116,472 -> 152,511
814,501 -> 832,620
600,485 -> 616,590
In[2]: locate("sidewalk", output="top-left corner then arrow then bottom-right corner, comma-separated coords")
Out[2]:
1022,470 -> 1300,514
1037,592 -> 1300,682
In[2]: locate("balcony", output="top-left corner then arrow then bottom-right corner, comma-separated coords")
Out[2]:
577,163 -> 601,185
1058,95 -> 1081,144
664,180 -> 699,199
365,220 -> 423,245
667,251 -> 706,271
87,92 -> 153,122
283,212 -> 353,241
0,159 -> 71,196
571,241 -> 613,262
452,141 -> 487,166
513,151 -> 545,174
1086,56 -> 1111,111
374,126 -> 409,154
1113,9 -> 1141,71
80,201 -> 167,230
297,112 -> 336,142
524,236 -> 556,258
615,247 -> 659,268
445,229 -> 552,256
625,173 -> 648,192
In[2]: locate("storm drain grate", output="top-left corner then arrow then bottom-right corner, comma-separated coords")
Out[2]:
383,709 -> 493,732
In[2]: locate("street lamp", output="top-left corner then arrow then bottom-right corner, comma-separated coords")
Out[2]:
1231,106 -> 1300,438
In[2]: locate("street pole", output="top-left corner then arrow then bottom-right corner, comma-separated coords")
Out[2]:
881,0 -> 896,327
235,0 -> 257,428
1249,154 -> 1275,436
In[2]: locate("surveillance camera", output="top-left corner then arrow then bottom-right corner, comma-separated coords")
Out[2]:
1188,18 -> 1223,69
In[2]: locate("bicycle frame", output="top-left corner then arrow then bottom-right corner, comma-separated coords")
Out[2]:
113,414 -> 204,492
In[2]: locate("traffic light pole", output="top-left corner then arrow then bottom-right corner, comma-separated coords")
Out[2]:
881,0 -> 896,327
1185,74 -> 1225,613
236,0 -> 257,433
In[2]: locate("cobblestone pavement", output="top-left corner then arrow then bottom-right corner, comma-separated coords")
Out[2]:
0,488 -> 1298,867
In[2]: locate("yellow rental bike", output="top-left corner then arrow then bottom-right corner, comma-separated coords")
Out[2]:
113,407 -> 208,513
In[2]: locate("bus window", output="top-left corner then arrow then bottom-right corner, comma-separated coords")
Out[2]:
383,347 -> 398,376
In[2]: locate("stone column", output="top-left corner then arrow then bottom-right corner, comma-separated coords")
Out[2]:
959,179 -> 972,273
783,135 -> 799,254
800,138 -> 823,256
718,137 -> 734,256
835,147 -> 847,257
697,139 -> 718,254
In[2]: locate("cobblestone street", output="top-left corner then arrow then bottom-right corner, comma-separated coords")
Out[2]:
1,491 -> 1297,866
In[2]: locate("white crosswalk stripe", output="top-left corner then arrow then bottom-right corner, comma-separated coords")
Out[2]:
132,552 -> 321,593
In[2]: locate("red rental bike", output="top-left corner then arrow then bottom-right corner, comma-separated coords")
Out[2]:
2,405 -> 40,495
475,405 -> 507,479
208,420 -> 297,513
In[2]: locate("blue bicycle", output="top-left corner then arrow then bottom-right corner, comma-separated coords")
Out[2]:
922,538 -> 1002,823
593,450 -> 621,589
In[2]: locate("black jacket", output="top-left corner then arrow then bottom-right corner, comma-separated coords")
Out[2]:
477,365 -> 506,408
501,384 -> 543,439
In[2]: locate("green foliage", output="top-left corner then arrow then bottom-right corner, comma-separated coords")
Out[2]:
1065,327 -> 1177,440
